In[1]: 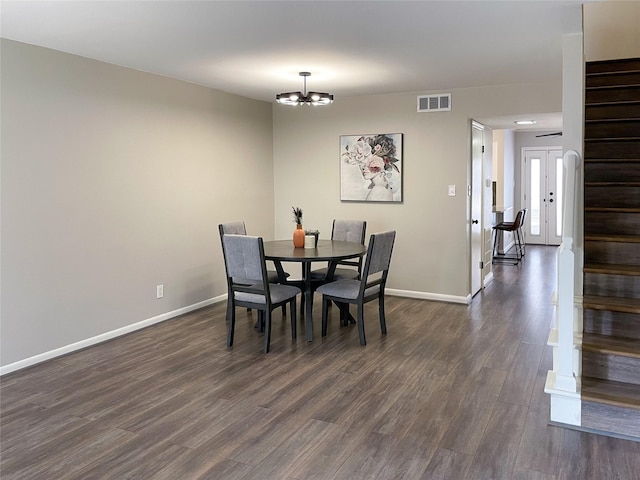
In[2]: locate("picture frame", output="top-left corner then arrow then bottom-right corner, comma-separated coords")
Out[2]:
340,133 -> 403,202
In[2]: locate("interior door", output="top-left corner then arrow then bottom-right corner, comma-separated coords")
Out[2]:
471,122 -> 483,296
523,148 -> 563,245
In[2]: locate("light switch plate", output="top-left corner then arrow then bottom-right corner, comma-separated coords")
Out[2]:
448,185 -> 456,196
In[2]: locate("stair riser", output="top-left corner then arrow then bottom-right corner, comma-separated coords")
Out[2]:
584,310 -> 640,340
583,140 -> 640,159
586,103 -> 640,121
582,402 -> 640,439
586,58 -> 640,74
585,241 -> 640,266
582,351 -> 640,384
584,273 -> 640,300
585,120 -> 640,139
586,86 -> 640,104
584,162 -> 640,183
585,212 -> 640,236
585,186 -> 640,209
586,71 -> 640,88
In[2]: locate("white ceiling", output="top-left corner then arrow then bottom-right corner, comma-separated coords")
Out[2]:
1,0 -> 591,131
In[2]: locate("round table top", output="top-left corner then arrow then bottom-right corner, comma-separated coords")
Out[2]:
263,239 -> 366,262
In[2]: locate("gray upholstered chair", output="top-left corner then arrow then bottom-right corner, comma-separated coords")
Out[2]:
316,230 -> 396,345
310,220 -> 367,282
221,234 -> 300,353
218,222 -> 288,284
219,222 -> 290,320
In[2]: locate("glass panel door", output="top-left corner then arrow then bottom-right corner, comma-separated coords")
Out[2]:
523,148 -> 563,246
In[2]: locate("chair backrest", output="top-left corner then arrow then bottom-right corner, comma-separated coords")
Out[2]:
512,209 -> 524,229
221,234 -> 265,285
332,220 -> 367,271
332,220 -> 367,244
360,231 -> 396,290
520,208 -> 528,228
219,221 -> 247,237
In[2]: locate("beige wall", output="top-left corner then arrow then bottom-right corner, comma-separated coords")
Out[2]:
273,83 -> 562,300
492,129 -> 516,219
1,40 -> 274,368
1,38 -> 566,369
584,1 -> 640,61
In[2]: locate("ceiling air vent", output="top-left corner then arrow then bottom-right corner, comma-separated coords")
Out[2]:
417,93 -> 451,112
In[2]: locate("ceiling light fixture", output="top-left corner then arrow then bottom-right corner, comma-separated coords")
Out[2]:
276,72 -> 333,106
514,120 -> 536,125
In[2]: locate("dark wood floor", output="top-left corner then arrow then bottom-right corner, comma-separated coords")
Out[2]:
2,245 -> 639,479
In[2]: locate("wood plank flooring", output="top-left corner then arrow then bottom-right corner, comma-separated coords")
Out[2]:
2,245 -> 640,479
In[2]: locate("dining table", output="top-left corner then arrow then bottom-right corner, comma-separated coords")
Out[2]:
262,239 -> 367,342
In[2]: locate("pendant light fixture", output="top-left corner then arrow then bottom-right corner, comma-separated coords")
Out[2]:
276,72 -> 334,106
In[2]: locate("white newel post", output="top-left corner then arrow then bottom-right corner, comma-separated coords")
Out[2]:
545,32 -> 584,426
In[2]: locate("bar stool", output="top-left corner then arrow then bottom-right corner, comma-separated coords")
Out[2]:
492,209 -> 525,264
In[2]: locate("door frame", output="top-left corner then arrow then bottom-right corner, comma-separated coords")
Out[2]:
470,121 -> 484,297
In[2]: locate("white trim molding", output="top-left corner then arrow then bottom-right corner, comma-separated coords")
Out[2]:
0,295 -> 227,376
387,288 -> 470,305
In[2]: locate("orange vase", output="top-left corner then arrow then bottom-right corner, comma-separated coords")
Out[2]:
293,224 -> 305,248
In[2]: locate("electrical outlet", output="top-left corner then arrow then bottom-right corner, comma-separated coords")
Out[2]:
156,285 -> 164,299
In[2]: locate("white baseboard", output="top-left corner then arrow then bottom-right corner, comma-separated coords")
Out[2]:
483,272 -> 494,287
1,288 -> 469,375
0,295 -> 226,376
386,288 -> 470,305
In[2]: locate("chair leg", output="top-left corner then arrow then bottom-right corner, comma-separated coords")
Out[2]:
379,294 -> 387,335
338,302 -> 349,326
357,304 -> 366,345
263,310 -> 272,354
226,289 -> 233,323
257,311 -> 265,332
290,298 -> 297,340
227,303 -> 236,347
517,228 -> 526,256
321,296 -> 329,336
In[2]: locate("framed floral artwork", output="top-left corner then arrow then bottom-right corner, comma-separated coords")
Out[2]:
340,133 -> 403,202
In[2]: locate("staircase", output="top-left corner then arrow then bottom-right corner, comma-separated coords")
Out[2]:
581,57 -> 640,439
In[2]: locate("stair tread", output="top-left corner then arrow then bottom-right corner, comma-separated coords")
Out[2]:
584,263 -> 640,275
586,84 -> 640,90
583,295 -> 640,314
584,234 -> 640,242
585,182 -> 640,187
585,137 -> 640,142
583,332 -> 640,358
586,101 -> 640,108
582,377 -> 640,410
585,207 -> 640,213
587,69 -> 640,76
584,158 -> 640,163
586,117 -> 640,122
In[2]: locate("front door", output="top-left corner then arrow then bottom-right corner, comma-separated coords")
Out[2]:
523,148 -> 563,245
